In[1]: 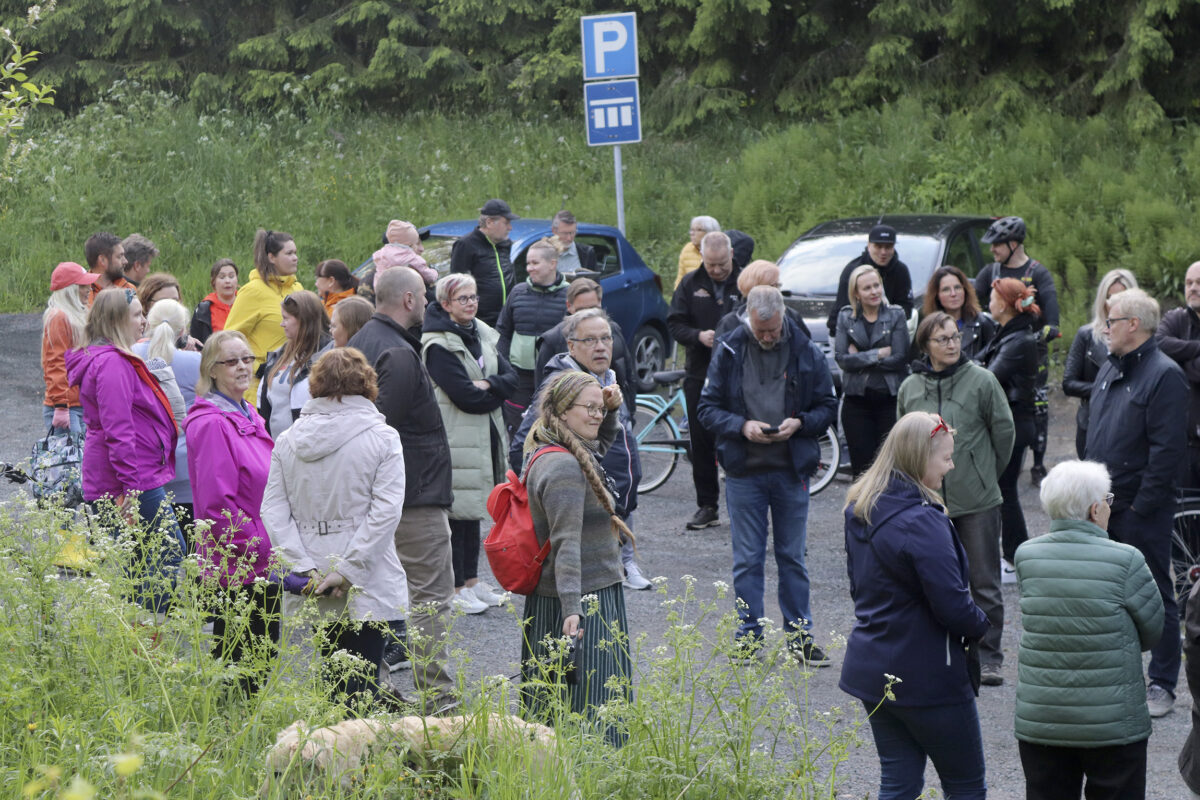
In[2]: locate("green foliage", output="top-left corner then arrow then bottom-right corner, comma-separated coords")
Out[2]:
0,4 -> 55,175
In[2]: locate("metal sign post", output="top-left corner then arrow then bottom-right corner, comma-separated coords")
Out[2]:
580,13 -> 639,235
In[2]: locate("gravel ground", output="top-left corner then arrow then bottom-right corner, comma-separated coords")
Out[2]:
0,312 -> 1192,798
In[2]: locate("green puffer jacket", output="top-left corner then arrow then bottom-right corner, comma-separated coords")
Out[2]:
1014,518 -> 1164,747
420,324 -> 508,521
896,357 -> 1014,517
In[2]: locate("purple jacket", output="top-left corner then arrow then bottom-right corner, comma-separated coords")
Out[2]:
184,395 -> 275,586
65,344 -> 178,501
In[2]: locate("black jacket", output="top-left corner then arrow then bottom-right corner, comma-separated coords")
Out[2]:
534,319 -> 636,416
347,313 -> 453,508
1085,337 -> 1188,515
1062,323 -> 1108,431
496,276 -> 569,370
978,313 -> 1040,415
449,227 -> 515,327
974,258 -> 1060,332
714,302 -> 811,341
668,265 -> 743,380
1156,306 -> 1200,446
421,303 -> 517,414
826,251 -> 913,337
958,313 -> 998,362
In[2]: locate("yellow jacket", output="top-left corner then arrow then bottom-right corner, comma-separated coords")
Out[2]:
675,242 -> 703,288
224,268 -> 303,404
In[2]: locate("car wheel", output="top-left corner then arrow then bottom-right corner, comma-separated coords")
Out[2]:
631,326 -> 667,393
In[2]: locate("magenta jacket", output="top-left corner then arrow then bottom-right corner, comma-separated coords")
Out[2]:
184,395 -> 275,586
65,343 -> 178,501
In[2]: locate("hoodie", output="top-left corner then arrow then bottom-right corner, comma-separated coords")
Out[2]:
260,395 -> 408,622
66,343 -> 178,501
223,268 -> 303,404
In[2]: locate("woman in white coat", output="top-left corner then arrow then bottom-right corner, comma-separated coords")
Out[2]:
261,347 -> 409,711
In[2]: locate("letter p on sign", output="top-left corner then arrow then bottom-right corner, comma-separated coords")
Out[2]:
581,13 -> 638,81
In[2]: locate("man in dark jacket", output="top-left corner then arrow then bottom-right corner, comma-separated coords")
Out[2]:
449,199 -> 517,327
346,267 -> 457,704
1086,288 -> 1189,718
668,231 -> 744,530
826,224 -> 913,337
698,286 -> 838,665
1156,260 -> 1200,489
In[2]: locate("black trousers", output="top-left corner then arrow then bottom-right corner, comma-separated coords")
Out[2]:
209,581 -> 281,692
450,517 -> 481,587
1018,739 -> 1146,800
316,617 -> 388,709
683,376 -> 720,509
841,389 -> 898,478
999,414 -> 1036,562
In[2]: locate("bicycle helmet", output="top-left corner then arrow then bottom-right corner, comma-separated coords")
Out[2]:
981,216 -> 1026,244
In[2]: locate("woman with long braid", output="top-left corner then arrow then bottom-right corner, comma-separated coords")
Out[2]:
519,370 -> 633,746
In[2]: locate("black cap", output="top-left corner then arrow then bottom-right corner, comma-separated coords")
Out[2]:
480,199 -> 519,220
868,224 -> 896,244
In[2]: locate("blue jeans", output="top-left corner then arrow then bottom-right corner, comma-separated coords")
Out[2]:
92,485 -> 187,614
864,700 -> 987,800
726,471 -> 811,640
42,405 -> 85,437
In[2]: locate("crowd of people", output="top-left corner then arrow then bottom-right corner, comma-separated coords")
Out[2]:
33,205 -> 1200,797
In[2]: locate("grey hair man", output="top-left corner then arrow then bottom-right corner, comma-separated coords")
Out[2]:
698,286 -> 838,665
347,266 -> 457,705
1156,260 -> 1200,489
121,234 -> 159,286
1086,288 -> 1188,718
551,210 -> 597,273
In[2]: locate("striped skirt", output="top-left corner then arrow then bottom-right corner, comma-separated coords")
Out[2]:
519,582 -> 631,747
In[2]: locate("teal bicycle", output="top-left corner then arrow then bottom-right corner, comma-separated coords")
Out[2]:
633,370 -> 842,496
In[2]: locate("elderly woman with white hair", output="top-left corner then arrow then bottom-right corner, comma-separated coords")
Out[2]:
1014,460 -> 1163,800
675,215 -> 720,288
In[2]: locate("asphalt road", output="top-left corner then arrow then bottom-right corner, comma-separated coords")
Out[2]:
0,312 -> 1192,798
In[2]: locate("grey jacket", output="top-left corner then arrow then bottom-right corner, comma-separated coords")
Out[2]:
834,304 -> 910,396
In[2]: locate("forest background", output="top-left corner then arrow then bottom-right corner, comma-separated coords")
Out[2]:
4,0 -> 1200,333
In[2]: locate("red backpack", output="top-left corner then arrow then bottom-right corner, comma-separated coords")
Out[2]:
484,445 -> 568,595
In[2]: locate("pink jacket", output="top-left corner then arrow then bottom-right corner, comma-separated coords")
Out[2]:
184,395 -> 275,586
65,344 -> 178,501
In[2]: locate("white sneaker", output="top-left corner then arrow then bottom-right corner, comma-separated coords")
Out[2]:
1001,559 -> 1017,585
452,589 -> 488,615
623,561 -> 652,590
469,581 -> 504,606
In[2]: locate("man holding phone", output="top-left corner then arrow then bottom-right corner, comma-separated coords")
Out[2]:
698,286 -> 838,666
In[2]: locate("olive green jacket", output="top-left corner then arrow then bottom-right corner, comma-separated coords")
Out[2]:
1014,518 -> 1164,747
897,357 -> 1014,517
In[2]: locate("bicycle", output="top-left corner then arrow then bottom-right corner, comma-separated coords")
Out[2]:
633,370 -> 842,496
1173,490 -> 1200,600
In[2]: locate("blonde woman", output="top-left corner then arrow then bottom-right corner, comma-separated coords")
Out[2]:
42,261 -> 97,435
519,370 -> 631,746
841,411 -> 989,800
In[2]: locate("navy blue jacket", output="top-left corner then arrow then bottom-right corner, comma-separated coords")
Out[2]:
840,477 -> 989,706
1085,337 -> 1188,516
696,318 -> 837,480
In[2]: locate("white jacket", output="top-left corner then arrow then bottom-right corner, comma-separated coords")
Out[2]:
261,395 -> 408,621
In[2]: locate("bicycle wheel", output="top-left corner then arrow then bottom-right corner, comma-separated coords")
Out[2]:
1172,503 -> 1200,600
634,399 -> 680,494
808,425 -> 842,496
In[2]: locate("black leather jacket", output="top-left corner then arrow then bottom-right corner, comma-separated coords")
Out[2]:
1062,323 -> 1108,430
978,313 -> 1039,416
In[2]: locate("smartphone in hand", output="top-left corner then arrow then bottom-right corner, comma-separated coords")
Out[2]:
761,426 -> 780,435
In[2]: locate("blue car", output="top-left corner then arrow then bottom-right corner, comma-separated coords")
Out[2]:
402,219 -> 671,392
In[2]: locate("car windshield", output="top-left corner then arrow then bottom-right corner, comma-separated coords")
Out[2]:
778,234 -> 941,296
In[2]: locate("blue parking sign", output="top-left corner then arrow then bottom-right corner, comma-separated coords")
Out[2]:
584,80 -> 641,146
581,13 -> 638,80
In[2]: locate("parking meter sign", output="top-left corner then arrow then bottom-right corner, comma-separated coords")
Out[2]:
581,13 -> 638,80
584,80 -> 641,147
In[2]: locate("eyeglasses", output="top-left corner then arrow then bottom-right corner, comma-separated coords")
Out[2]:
929,333 -> 963,346
215,356 -> 256,367
569,403 -> 606,418
1103,492 -> 1114,506
453,294 -> 479,306
930,415 -> 950,438
569,334 -> 613,347
1105,317 -> 1132,329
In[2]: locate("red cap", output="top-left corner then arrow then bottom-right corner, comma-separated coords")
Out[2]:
50,261 -> 100,292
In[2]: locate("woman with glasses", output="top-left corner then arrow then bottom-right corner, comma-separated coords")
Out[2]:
978,277 -> 1041,573
421,273 -> 517,614
841,411 -> 990,800
920,265 -> 997,361
835,264 -> 911,477
898,312 -> 1015,687
183,330 -> 280,690
1062,269 -> 1137,458
1014,460 -> 1163,800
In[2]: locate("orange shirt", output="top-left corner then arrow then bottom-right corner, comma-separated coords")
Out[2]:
88,275 -> 133,305
323,287 -> 356,316
41,310 -> 82,407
